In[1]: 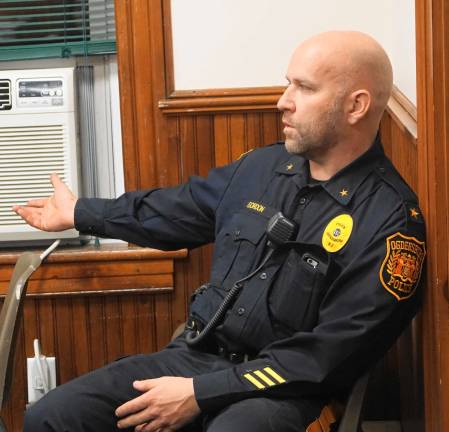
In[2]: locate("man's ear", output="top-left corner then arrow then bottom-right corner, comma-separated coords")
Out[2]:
347,90 -> 371,125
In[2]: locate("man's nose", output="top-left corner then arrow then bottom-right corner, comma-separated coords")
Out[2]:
277,86 -> 295,112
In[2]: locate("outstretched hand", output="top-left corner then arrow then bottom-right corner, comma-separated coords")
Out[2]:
12,173 -> 77,232
116,376 -> 201,432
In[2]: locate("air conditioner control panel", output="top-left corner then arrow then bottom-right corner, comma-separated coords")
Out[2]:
17,79 -> 64,108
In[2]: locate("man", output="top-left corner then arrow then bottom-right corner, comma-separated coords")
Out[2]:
15,31 -> 426,432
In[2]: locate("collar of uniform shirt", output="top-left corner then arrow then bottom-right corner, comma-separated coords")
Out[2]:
321,135 -> 385,205
276,135 -> 386,206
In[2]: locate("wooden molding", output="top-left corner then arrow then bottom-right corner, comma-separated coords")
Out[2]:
114,0 -> 172,190
415,0 -> 449,431
160,0 -> 283,113
0,243 -> 187,265
162,0 -> 175,95
386,86 -> 417,142
159,87 -> 284,114
391,86 -> 417,121
0,244 -> 187,297
159,0 -> 281,114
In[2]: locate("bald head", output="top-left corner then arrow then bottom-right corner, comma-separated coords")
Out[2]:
278,31 -> 393,177
293,31 -> 393,123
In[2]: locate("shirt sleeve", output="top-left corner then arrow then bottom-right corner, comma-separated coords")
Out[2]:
74,160 -> 241,250
193,205 -> 426,411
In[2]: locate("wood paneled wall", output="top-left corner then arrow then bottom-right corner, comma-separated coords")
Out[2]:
381,103 -> 422,432
0,246 -> 187,431
416,1 -> 449,430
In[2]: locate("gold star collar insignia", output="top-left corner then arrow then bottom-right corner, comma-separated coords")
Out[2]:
339,188 -> 349,197
286,163 -> 294,171
410,208 -> 420,219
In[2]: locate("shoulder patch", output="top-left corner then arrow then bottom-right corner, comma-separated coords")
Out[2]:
380,232 -> 426,301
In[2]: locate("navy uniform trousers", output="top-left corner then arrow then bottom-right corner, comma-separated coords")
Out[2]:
24,336 -> 323,432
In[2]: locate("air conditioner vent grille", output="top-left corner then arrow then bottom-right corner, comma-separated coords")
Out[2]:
0,124 -> 68,226
0,80 -> 12,111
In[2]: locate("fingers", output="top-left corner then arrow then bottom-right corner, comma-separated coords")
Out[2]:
139,419 -> 166,432
12,198 -> 48,226
24,198 -> 49,208
50,173 -> 73,196
136,422 -> 174,432
50,172 -> 64,188
118,377 -> 193,431
133,379 -> 157,392
13,206 -> 43,229
12,198 -> 48,214
117,409 -> 154,430
116,391 -> 153,421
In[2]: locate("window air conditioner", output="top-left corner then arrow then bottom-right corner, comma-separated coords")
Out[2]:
0,68 -> 80,243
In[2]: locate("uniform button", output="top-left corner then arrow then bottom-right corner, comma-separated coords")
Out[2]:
237,307 -> 246,316
299,197 -> 307,205
260,272 -> 267,280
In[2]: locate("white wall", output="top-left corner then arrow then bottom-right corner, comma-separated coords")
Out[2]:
171,0 -> 416,104
391,0 -> 416,105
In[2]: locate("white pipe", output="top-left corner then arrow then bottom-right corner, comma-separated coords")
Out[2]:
39,239 -> 60,261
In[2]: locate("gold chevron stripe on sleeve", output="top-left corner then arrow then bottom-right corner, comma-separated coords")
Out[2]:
254,370 -> 276,386
243,373 -> 266,389
263,367 -> 286,384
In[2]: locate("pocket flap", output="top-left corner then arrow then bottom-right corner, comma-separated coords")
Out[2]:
231,212 -> 267,245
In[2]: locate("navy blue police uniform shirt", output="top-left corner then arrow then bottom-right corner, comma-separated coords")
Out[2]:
74,136 -> 426,412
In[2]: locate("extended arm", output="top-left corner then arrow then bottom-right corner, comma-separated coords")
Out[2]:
14,159 -> 242,250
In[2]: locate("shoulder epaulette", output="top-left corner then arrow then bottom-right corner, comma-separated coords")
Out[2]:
375,160 -> 418,203
376,161 -> 424,224
236,142 -> 290,166
236,148 -> 254,161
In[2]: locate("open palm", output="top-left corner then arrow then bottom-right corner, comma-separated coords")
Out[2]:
13,173 -> 77,232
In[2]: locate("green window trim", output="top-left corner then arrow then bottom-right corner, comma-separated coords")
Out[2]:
0,0 -> 116,61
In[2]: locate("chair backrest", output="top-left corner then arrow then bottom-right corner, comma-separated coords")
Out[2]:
336,369 -> 371,432
0,252 -> 42,409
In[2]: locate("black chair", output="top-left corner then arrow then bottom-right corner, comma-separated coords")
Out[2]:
0,241 -> 59,431
337,369 -> 371,432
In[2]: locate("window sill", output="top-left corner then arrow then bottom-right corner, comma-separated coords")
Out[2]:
0,243 -> 188,297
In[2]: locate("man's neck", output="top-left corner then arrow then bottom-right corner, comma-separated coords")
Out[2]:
309,132 -> 376,181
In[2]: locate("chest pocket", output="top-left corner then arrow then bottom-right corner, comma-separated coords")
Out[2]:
210,210 -> 268,288
269,244 -> 334,334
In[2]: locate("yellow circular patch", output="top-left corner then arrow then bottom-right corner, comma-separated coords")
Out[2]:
322,214 -> 353,253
